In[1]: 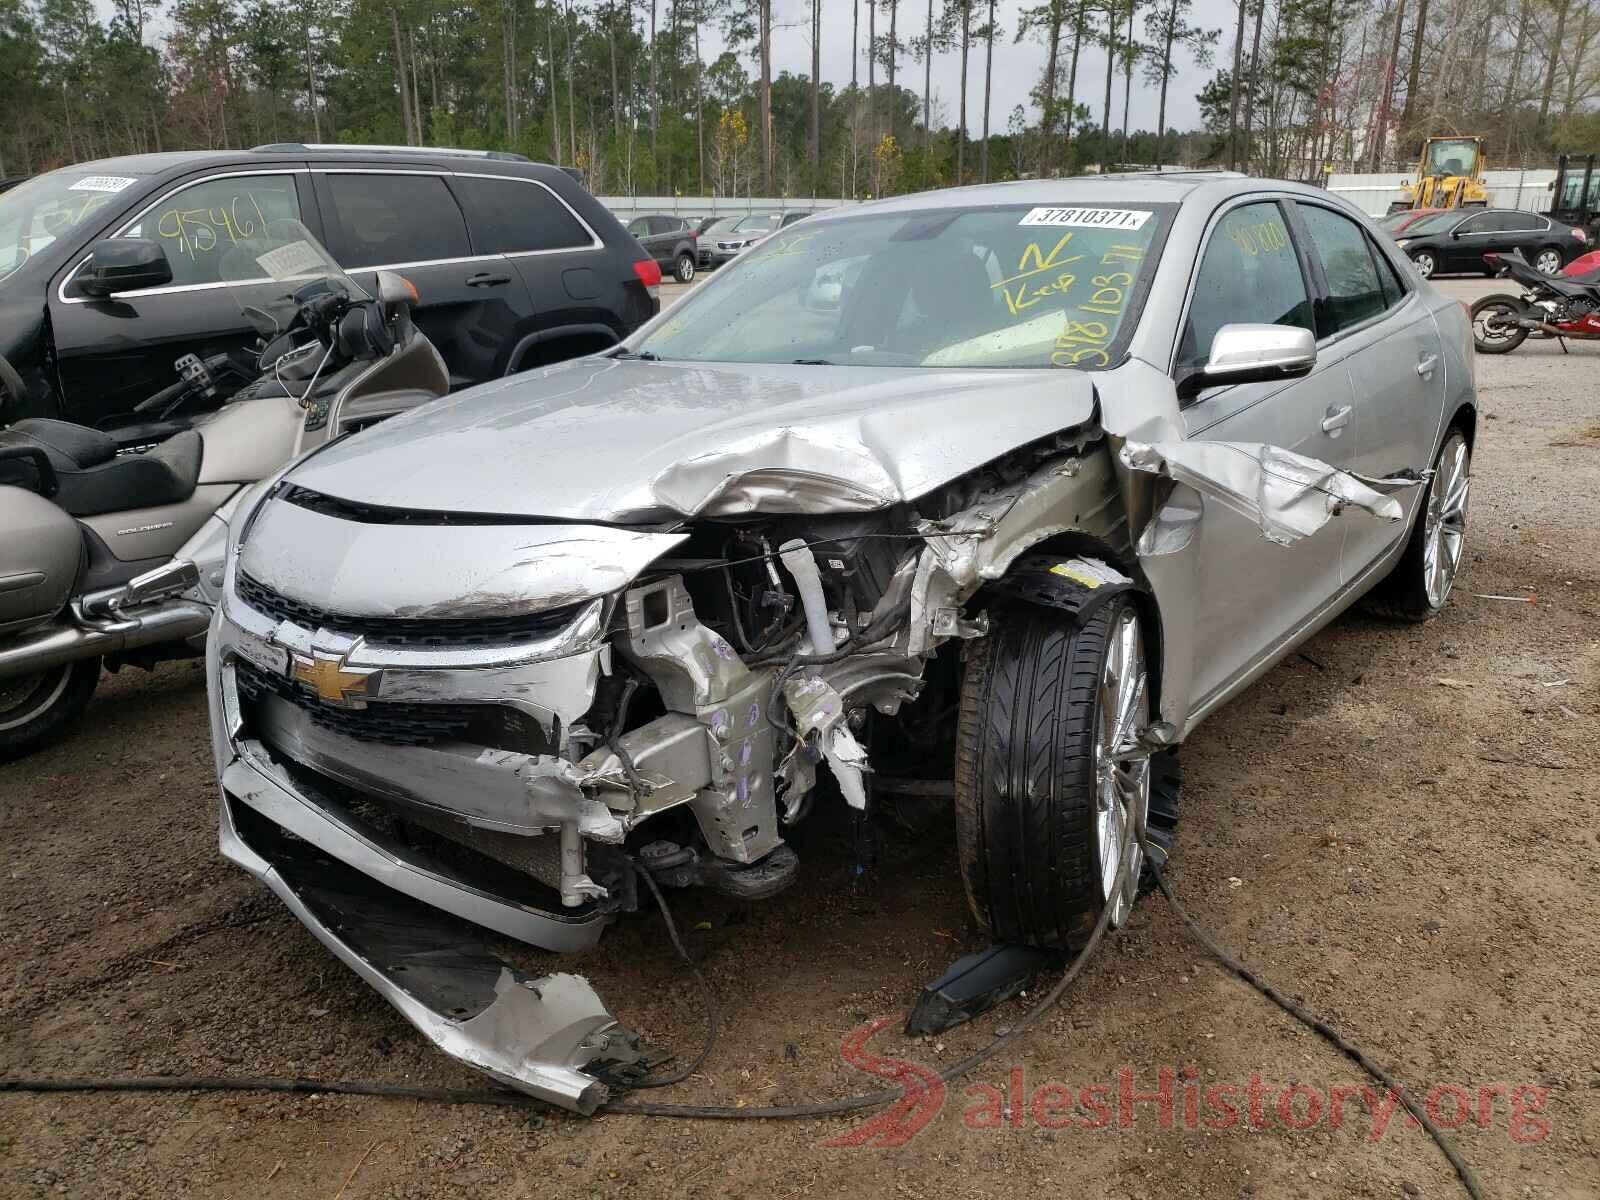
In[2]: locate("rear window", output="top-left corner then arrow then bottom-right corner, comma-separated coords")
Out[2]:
452,175 -> 593,254
321,173 -> 470,267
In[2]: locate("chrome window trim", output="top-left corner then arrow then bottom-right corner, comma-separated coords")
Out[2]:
56,168 -> 307,305
57,165 -> 605,303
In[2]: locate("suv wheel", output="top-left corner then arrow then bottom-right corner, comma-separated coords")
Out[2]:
954,599 -> 1179,949
674,253 -> 696,283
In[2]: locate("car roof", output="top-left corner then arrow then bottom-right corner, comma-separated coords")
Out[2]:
805,171 -> 1353,225
40,146 -> 561,180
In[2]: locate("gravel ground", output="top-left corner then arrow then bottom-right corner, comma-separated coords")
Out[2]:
2,281 -> 1597,1199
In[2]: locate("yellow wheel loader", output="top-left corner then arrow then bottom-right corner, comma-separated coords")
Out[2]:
1388,136 -> 1489,214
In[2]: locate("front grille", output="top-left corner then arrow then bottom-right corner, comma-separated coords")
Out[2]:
235,572 -> 583,648
234,656 -> 519,747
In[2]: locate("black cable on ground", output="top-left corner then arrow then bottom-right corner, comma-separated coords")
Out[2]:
0,842 -> 1484,1200
1145,856 -> 1484,1200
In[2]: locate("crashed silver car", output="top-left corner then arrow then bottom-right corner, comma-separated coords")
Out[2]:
204,174 -> 1475,1112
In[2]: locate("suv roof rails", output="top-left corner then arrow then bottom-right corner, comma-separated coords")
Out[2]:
251,143 -> 532,163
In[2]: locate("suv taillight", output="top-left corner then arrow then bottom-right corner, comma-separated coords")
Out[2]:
632,258 -> 662,298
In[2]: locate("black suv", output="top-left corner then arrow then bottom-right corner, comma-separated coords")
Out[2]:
0,145 -> 660,426
626,214 -> 699,282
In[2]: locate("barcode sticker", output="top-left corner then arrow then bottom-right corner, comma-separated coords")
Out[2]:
68,175 -> 138,194
1019,207 -> 1152,230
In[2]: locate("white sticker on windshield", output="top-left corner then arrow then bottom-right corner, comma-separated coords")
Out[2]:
68,175 -> 138,194
1019,207 -> 1152,230
255,240 -> 325,281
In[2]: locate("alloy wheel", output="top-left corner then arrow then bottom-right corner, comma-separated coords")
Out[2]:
1412,252 -> 1436,278
1472,300 -> 1523,348
1093,605 -> 1150,929
1422,432 -> 1471,609
1535,249 -> 1563,275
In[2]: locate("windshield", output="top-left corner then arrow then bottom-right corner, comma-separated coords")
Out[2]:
733,214 -> 781,233
218,218 -> 367,337
0,169 -> 143,284
1424,139 -> 1479,177
634,203 -> 1171,369
1379,210 -> 1429,230
1400,212 -> 1463,237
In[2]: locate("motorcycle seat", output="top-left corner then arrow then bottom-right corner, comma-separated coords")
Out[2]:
0,418 -> 203,518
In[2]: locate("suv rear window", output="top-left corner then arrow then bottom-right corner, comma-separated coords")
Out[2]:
321,173 -> 470,267
453,176 -> 593,254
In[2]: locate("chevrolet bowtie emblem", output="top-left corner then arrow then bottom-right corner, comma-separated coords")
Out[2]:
288,651 -> 376,705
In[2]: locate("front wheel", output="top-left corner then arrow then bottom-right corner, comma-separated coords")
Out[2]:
1470,294 -> 1529,353
1534,247 -> 1564,275
0,658 -> 101,762
1410,250 -> 1437,279
1366,429 -> 1471,622
673,253 -> 696,283
954,598 -> 1178,949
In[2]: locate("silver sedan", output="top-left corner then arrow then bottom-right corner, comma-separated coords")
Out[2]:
206,173 -> 1474,1109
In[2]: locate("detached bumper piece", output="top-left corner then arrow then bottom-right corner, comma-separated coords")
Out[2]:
221,794 -> 639,1113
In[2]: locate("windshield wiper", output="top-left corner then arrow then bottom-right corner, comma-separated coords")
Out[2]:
792,358 -> 834,365
612,349 -> 660,361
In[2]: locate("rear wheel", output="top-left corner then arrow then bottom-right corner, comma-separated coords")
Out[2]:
1470,294 -> 1529,353
1534,247 -> 1564,275
0,658 -> 100,762
674,253 -> 696,283
1410,250 -> 1437,279
1366,429 -> 1471,622
954,599 -> 1178,949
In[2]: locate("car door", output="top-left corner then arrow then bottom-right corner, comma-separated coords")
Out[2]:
1500,211 -> 1552,266
47,169 -> 312,426
1445,211 -> 1499,271
1174,198 -> 1359,706
312,168 -> 534,390
1289,200 -> 1443,578
446,171 -> 612,370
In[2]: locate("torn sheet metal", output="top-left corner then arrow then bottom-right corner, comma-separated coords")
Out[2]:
1119,440 -> 1415,546
784,673 -> 870,810
650,428 -> 901,516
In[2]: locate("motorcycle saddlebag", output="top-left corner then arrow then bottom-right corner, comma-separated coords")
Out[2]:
0,486 -> 82,635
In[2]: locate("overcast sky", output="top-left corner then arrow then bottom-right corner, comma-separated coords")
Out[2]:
710,0 -> 1239,135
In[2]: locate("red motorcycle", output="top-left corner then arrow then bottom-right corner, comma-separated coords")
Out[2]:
1471,250 -> 1600,353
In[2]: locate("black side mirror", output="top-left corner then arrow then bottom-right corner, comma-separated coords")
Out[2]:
78,237 -> 173,298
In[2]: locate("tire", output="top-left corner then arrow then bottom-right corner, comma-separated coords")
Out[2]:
953,598 -> 1178,950
673,253 -> 696,283
1534,247 -> 1564,275
1366,428 -> 1471,623
0,658 -> 100,762
1410,250 -> 1437,279
1470,294 -> 1529,353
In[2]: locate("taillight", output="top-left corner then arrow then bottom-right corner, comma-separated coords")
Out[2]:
1573,228 -> 1588,242
632,258 -> 662,298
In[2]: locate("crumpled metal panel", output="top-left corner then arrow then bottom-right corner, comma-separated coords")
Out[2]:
240,496 -> 686,617
276,357 -> 1101,519
1119,440 -> 1414,546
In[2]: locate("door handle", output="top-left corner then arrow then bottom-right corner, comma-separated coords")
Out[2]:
466,271 -> 512,287
1416,353 -> 1439,377
1321,404 -> 1353,434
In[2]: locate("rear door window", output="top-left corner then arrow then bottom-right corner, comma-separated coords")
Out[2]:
1295,204 -> 1387,336
1178,201 -> 1313,371
320,173 -> 470,267
451,175 -> 593,254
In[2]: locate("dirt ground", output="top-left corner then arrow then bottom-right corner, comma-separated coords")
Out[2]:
3,277 -> 1598,1199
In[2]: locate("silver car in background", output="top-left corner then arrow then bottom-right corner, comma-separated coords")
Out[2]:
204,173 -> 1474,1112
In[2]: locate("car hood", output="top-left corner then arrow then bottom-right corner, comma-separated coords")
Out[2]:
285,356 -> 1101,521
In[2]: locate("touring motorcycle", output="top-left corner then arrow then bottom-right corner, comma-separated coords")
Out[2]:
0,222 -> 448,759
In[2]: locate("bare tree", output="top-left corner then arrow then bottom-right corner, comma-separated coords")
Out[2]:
980,0 -> 996,178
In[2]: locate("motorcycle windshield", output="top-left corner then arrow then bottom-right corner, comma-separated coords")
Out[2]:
219,219 -> 368,338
